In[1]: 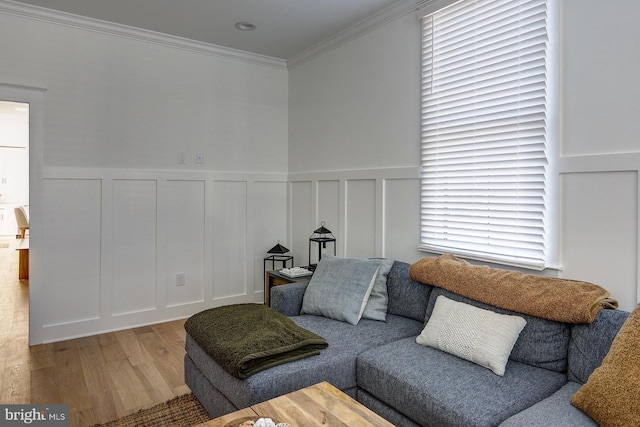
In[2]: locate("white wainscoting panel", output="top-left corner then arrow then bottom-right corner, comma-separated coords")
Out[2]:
316,180 -> 340,262
34,168 -> 286,343
211,180 -> 248,300
165,180 -> 206,307
291,181 -> 313,266
42,178 -> 102,327
384,178 -> 422,263
253,181 -> 288,295
112,179 -> 158,315
289,167 -> 421,265
345,179 -> 377,258
560,171 -> 638,311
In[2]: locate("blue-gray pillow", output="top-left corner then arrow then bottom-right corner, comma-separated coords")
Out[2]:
362,258 -> 394,321
301,256 -> 380,325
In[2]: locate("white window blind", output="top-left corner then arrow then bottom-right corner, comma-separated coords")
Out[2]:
419,0 -> 550,270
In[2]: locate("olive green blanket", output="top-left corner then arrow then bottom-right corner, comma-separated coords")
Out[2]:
185,304 -> 328,379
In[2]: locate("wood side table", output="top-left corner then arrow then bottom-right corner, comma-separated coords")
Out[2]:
264,270 -> 311,307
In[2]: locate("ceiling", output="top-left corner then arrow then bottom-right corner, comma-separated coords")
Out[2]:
9,0 -> 405,60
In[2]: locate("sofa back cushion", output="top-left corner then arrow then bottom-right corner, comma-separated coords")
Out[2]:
568,307 -> 629,383
386,261 -> 433,322
425,288 -> 571,373
301,256 -> 380,325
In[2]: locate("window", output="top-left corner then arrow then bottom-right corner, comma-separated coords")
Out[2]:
418,0 -> 551,270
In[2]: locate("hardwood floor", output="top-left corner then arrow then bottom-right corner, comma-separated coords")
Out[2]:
0,243 -> 191,426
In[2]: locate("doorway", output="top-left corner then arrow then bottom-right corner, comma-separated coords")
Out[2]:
0,100 -> 30,346
0,100 -> 30,236
0,84 -> 44,345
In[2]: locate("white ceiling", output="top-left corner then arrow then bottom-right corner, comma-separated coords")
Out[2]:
9,0 -> 405,60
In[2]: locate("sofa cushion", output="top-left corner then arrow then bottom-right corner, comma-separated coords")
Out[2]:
186,313 -> 423,409
386,261 -> 433,322
270,281 -> 309,317
425,288 -> 570,372
301,256 -> 380,325
357,389 -> 422,427
570,304 -> 640,427
567,307 -> 629,383
357,337 -> 567,427
498,382 -> 597,427
362,258 -> 394,321
417,295 -> 526,376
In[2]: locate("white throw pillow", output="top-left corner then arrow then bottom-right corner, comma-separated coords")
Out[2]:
416,295 -> 527,376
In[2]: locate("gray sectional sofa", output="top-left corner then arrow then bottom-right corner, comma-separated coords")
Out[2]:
184,260 -> 629,426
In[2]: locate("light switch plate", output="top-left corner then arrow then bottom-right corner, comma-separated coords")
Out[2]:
176,272 -> 185,286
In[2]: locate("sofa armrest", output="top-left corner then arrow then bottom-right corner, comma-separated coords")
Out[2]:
270,281 -> 309,316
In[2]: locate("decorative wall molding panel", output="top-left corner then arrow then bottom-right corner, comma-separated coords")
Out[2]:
289,166 -> 423,267
36,167 -> 287,343
558,154 -> 640,311
289,161 -> 640,313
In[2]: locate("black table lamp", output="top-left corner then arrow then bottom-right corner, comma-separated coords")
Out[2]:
264,241 -> 294,284
308,221 -> 336,270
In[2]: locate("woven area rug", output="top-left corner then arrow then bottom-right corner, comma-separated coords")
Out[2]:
92,393 -> 211,427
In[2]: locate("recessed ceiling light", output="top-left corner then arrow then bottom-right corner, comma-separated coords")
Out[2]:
235,22 -> 256,31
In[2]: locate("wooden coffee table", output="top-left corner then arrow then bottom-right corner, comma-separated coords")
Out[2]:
197,381 -> 393,427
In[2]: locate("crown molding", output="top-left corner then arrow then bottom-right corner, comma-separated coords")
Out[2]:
0,81 -> 47,92
0,0 -> 287,70
286,0 -> 419,69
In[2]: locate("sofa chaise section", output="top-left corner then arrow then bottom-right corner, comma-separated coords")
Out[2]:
185,295 -> 425,417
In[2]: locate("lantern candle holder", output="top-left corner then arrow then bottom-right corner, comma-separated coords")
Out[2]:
263,242 -> 293,284
308,221 -> 336,271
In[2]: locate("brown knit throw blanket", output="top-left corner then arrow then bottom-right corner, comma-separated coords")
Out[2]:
409,254 -> 618,324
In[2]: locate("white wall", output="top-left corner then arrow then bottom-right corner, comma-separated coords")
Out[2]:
289,12 -> 424,265
557,0 -> 640,312
0,3 -> 289,343
288,0 -> 640,312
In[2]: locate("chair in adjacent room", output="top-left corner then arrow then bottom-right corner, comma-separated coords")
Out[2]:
14,205 -> 29,238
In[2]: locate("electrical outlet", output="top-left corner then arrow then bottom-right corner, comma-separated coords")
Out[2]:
196,153 -> 204,164
176,272 -> 185,286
